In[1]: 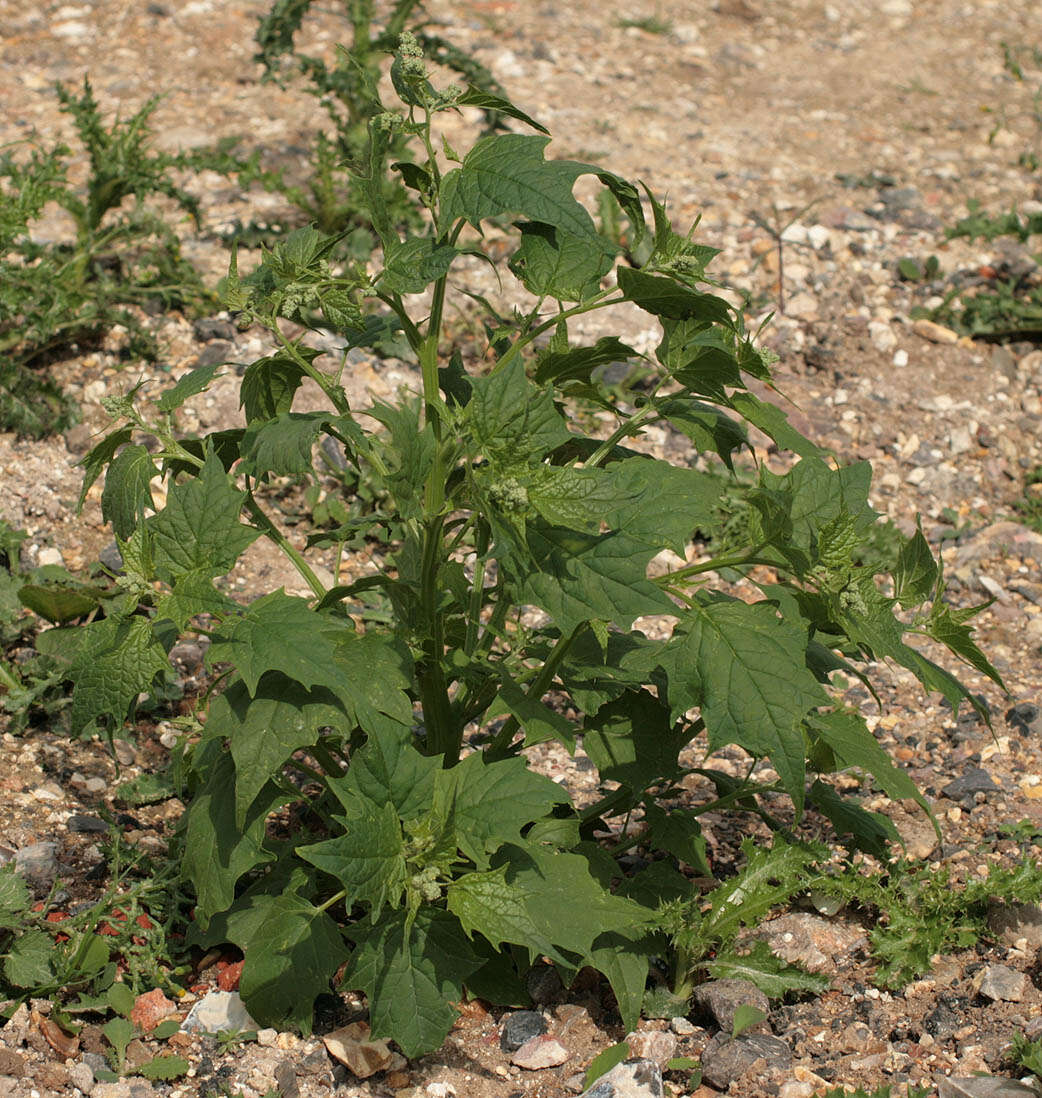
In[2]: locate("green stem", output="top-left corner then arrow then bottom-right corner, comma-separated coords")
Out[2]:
656,546 -> 774,585
272,326 -> 351,416
492,291 -> 623,375
584,404 -> 657,468
317,889 -> 347,914
464,518 -> 491,656
244,491 -> 326,598
418,514 -> 456,762
485,622 -> 586,760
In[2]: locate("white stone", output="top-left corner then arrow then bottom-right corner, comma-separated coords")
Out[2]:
180,991 -> 258,1034
807,224 -> 831,250
893,349 -> 909,367
36,547 -> 64,568
869,320 -> 896,353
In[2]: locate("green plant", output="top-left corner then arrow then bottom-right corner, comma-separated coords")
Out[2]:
918,42 -> 1042,341
60,41 -> 998,1055
0,79 -> 224,436
615,13 -> 674,35
817,854 -> 1042,988
818,1086 -> 931,1098
1009,1032 -> 1042,1080
252,0 -> 505,249
1013,465 -> 1042,531
896,255 -> 940,283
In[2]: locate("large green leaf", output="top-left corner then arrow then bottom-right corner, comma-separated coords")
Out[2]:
207,591 -> 355,697
68,616 -> 170,733
583,690 -> 688,793
434,753 -> 570,870
380,237 -> 458,295
653,396 -> 748,468
467,357 -> 572,462
241,411 -> 359,478
588,932 -> 653,1033
157,363 -> 223,413
327,716 -> 440,823
508,221 -> 617,302
661,596 -> 828,809
238,893 -> 349,1034
439,134 -> 598,240
148,451 -> 260,581
497,843 -> 651,961
297,800 -> 407,918
240,347 -> 322,424
533,336 -> 639,385
703,940 -> 829,997
0,867 -> 30,926
618,266 -> 732,323
496,672 -> 575,749
101,444 -> 157,541
181,753 -> 286,922
512,524 -> 674,633
342,907 -> 482,1058
201,674 -> 347,827
154,569 -> 239,631
447,864 -> 550,954
3,929 -> 53,988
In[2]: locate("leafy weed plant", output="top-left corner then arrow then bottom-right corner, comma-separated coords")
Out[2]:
59,40 -> 999,1054
0,79 -> 224,436
253,0 -> 504,251
918,42 -> 1042,340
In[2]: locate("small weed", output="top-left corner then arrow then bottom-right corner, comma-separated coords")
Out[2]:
1009,1032 -> 1042,1079
0,79 -> 242,436
615,14 -> 674,35
896,255 -> 941,283
1013,466 -> 1042,531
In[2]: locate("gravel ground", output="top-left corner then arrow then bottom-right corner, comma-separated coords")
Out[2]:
3,1 -> 1042,1096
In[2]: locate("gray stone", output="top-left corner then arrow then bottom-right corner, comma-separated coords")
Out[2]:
193,317 -> 237,342
700,1033 -> 792,1090
923,998 -> 962,1039
92,1081 -> 159,1098
942,768 -> 999,800
67,1060 -> 94,1092
14,843 -> 58,893
195,341 -> 233,368
526,964 -> 563,1005
500,1010 -> 547,1051
973,964 -> 1028,1003
275,1060 -> 300,1098
691,978 -> 769,1033
0,1049 -> 24,1077
938,1079 -> 1039,1098
98,542 -> 124,574
320,435 -> 350,472
580,1058 -> 663,1098
1006,702 -> 1042,736
987,899 -> 1042,948
64,424 -> 94,455
66,815 -> 109,833
180,990 -> 258,1034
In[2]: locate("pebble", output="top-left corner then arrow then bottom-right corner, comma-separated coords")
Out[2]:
93,1081 -> 160,1098
941,768 -> 999,800
670,1016 -> 697,1036
973,964 -> 1028,1002
36,547 -> 64,567
753,912 -> 867,973
256,1028 -> 279,1047
938,1078 -> 1039,1098
68,1060 -> 95,1092
500,1010 -> 547,1051
130,988 -> 177,1032
275,1060 -> 301,1098
893,348 -> 909,367
868,320 -> 896,353
691,978 -> 769,1033
322,1022 -> 394,1078
180,990 -> 258,1034
426,1084 -> 456,1097
700,1032 -> 792,1089
67,814 -> 109,833
913,318 -> 960,344
14,842 -> 59,893
624,1029 -> 677,1066
510,1034 -> 570,1069
579,1058 -> 663,1098
1006,702 -> 1042,736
